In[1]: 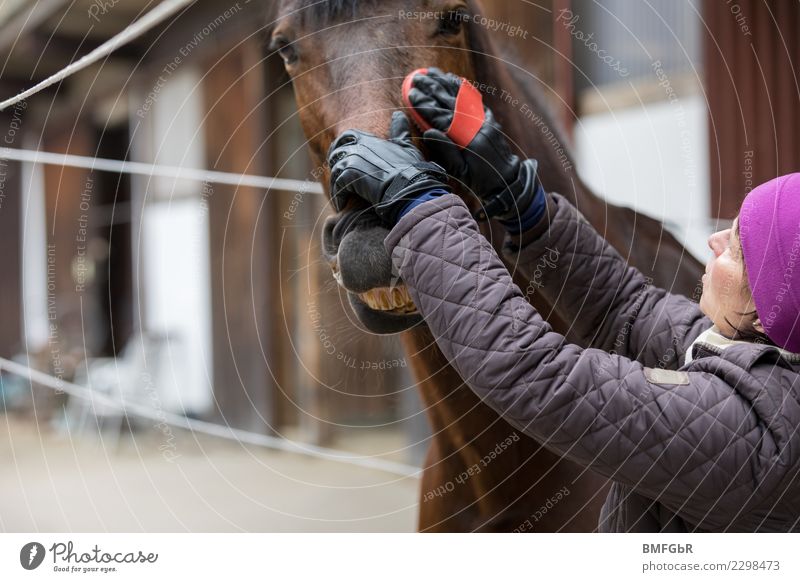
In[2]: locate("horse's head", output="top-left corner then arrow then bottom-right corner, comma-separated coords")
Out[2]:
271,0 -> 480,334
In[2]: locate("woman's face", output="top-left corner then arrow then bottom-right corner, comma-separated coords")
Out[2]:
699,217 -> 761,337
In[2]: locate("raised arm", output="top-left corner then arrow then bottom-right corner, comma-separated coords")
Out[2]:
405,68 -> 708,367
501,191 -> 709,368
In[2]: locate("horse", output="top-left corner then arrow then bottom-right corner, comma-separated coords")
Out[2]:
268,0 -> 704,531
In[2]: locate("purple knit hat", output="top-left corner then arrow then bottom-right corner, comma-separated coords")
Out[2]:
739,173 -> 800,352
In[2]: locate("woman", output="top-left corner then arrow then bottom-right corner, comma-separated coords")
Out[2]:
326,68 -> 800,532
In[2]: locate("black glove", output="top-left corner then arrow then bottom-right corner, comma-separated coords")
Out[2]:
407,67 -> 540,222
327,111 -> 452,225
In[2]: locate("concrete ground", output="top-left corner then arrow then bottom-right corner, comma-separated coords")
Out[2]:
0,413 -> 419,532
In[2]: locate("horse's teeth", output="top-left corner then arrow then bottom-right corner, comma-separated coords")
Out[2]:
357,286 -> 416,312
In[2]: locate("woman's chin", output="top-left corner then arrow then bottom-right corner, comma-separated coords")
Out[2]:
698,293 -> 710,318
698,297 -> 724,332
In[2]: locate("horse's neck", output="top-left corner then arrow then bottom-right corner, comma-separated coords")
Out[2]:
400,326 -> 475,429
401,326 -> 530,459
488,70 -> 588,204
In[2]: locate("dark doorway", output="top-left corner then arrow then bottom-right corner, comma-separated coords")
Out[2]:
92,124 -> 133,357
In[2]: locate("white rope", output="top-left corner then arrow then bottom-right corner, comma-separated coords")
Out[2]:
0,356 -> 420,479
0,0 -> 198,112
0,147 -> 325,194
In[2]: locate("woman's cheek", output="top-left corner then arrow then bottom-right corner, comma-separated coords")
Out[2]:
713,260 -> 741,302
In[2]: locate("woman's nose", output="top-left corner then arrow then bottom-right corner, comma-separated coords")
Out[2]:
707,229 -> 729,257
707,233 -> 719,256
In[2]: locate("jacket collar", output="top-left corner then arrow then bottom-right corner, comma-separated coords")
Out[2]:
685,325 -> 800,366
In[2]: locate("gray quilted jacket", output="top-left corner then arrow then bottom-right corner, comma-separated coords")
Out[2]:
385,191 -> 800,533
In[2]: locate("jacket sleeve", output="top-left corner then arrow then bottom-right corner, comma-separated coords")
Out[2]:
499,191 -> 709,368
385,194 -> 791,530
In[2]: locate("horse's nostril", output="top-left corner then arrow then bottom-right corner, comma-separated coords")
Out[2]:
330,135 -> 357,162
330,151 -> 346,166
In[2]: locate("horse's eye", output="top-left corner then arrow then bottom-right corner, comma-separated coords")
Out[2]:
438,8 -> 467,36
270,36 -> 298,66
279,45 -> 298,65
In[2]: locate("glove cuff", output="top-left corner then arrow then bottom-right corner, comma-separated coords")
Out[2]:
474,158 -> 540,222
376,162 -> 451,225
397,188 -> 451,219
498,179 -> 546,234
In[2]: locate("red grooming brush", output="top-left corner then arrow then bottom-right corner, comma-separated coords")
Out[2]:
401,68 -> 485,149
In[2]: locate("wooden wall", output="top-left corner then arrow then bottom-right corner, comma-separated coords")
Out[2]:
203,39 -> 277,434
0,112 -> 22,357
704,0 -> 800,218
42,121 -> 95,353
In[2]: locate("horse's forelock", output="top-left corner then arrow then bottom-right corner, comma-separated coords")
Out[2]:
289,0 -> 383,27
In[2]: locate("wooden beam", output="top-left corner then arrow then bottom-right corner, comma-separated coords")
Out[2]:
28,30 -> 141,62
0,115 -> 22,357
0,0 -> 71,53
552,0 -> 574,138
203,38 -> 276,434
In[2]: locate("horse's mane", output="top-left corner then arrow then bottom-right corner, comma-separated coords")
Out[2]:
464,0 -> 579,200
283,0 -> 381,27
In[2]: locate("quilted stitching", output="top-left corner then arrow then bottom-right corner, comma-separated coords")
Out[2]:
386,193 -> 800,532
